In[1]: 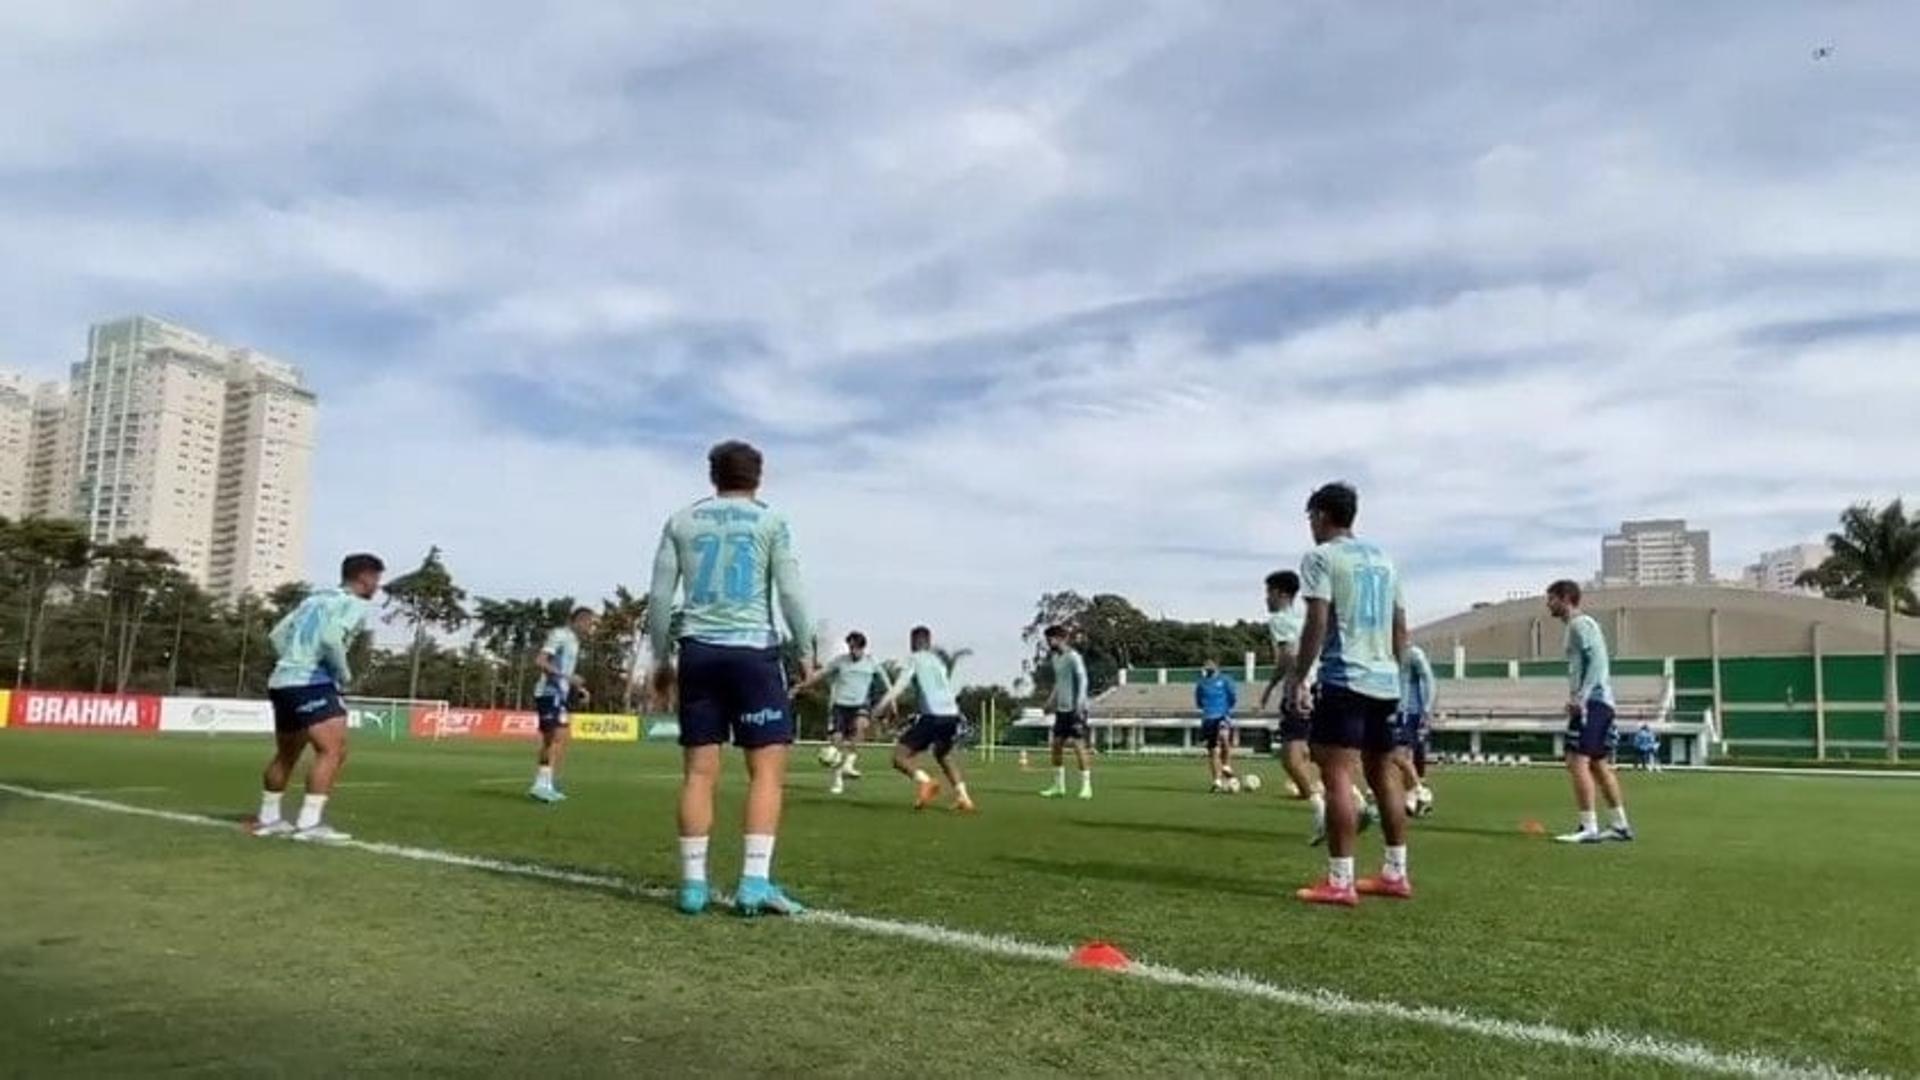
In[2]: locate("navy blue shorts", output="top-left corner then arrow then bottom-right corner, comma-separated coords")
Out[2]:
1278,700 -> 1311,743
535,694 -> 569,735
829,704 -> 868,738
1568,700 -> 1616,759
1309,684 -> 1399,754
899,714 -> 961,757
1052,711 -> 1088,741
1201,717 -> 1233,749
1394,711 -> 1427,749
269,684 -> 346,735
677,639 -> 793,749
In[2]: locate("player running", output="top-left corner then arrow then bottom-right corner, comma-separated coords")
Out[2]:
1038,625 -> 1094,800
1286,483 -> 1413,907
647,441 -> 815,917
1260,570 -> 1373,843
252,553 -> 385,843
790,631 -> 887,795
529,606 -> 596,803
1195,658 -> 1239,792
875,625 -> 977,813
1396,643 -> 1437,817
1547,580 -> 1634,843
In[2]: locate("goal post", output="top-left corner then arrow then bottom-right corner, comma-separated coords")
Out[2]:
342,696 -> 447,742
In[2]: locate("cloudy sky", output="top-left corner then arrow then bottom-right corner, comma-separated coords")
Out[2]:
4,2 -> 1916,681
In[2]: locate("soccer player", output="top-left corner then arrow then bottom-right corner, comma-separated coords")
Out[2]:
1038,625 -> 1094,800
1195,658 -> 1239,791
252,553 -> 385,843
1546,580 -> 1634,843
1260,570 -> 1373,844
1285,483 -> 1412,906
874,625 -> 977,813
790,631 -> 888,795
1633,724 -> 1661,772
646,440 -> 815,917
1397,642 -> 1437,817
529,606 -> 597,803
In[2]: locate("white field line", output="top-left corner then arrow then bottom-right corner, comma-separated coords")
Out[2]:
69,785 -> 172,795
0,781 -> 1880,1080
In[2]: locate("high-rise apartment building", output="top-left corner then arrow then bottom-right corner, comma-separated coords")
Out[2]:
1598,518 -> 1713,587
0,316 -> 316,598
1742,543 -> 1828,594
0,373 -> 33,518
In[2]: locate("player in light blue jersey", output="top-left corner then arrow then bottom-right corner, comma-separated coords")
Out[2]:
791,630 -> 889,795
1285,483 -> 1412,907
646,441 -> 816,917
874,626 -> 977,813
251,553 -> 384,843
1633,724 -> 1661,772
1038,625 -> 1094,800
1396,643 -> 1437,817
528,606 -> 597,803
1546,580 -> 1634,843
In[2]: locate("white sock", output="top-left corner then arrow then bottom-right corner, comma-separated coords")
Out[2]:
1054,766 -> 1066,789
1384,845 -> 1409,881
1328,856 -> 1355,888
295,794 -> 328,830
1080,770 -> 1093,791
536,765 -> 553,787
679,836 -> 709,883
1579,810 -> 1599,833
1417,785 -> 1433,802
1309,792 -> 1326,813
742,833 -> 775,880
912,768 -> 931,785
1351,784 -> 1368,806
955,782 -> 971,802
1610,806 -> 1630,830
258,791 -> 283,825
843,751 -> 858,770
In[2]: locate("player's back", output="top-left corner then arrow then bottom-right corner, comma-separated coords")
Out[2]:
906,651 -> 961,718
268,588 -> 369,689
660,496 -> 799,649
1304,537 -> 1403,701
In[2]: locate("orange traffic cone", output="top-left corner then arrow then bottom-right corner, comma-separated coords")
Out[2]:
1521,819 -> 1547,837
1069,941 -> 1131,972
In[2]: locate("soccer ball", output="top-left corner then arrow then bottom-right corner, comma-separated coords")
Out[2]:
1242,774 -> 1263,793
816,745 -> 842,769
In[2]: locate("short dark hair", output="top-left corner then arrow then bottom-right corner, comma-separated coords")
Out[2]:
709,440 -> 764,491
571,606 -> 595,621
910,625 -> 932,644
1548,579 -> 1583,605
341,553 -> 385,581
846,631 -> 867,648
1044,624 -> 1068,641
1265,570 -> 1300,594
1306,482 -> 1359,528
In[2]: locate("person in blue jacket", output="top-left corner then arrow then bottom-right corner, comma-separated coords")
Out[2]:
1195,659 -> 1240,792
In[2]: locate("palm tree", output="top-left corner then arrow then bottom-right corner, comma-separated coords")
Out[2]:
383,547 -> 470,699
1799,500 -> 1920,761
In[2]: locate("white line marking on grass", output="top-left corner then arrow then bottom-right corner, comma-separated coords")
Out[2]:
0,781 -> 1878,1080
70,785 -> 172,795
331,781 -> 396,789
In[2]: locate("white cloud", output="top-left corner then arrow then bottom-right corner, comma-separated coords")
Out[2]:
3,2 -> 1919,681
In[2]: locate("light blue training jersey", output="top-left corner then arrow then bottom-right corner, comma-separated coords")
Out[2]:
1049,648 -> 1089,713
267,587 -> 372,690
535,626 -> 580,700
1565,613 -> 1616,707
1299,536 -> 1404,701
1401,644 -> 1436,715
892,649 -> 961,718
646,495 -> 813,660
827,653 -> 886,708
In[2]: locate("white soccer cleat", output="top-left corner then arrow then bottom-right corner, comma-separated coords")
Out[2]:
292,824 -> 353,844
250,819 -> 295,838
1553,828 -> 1606,845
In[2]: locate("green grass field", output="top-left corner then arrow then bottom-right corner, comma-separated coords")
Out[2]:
2,733 -> 1916,1078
